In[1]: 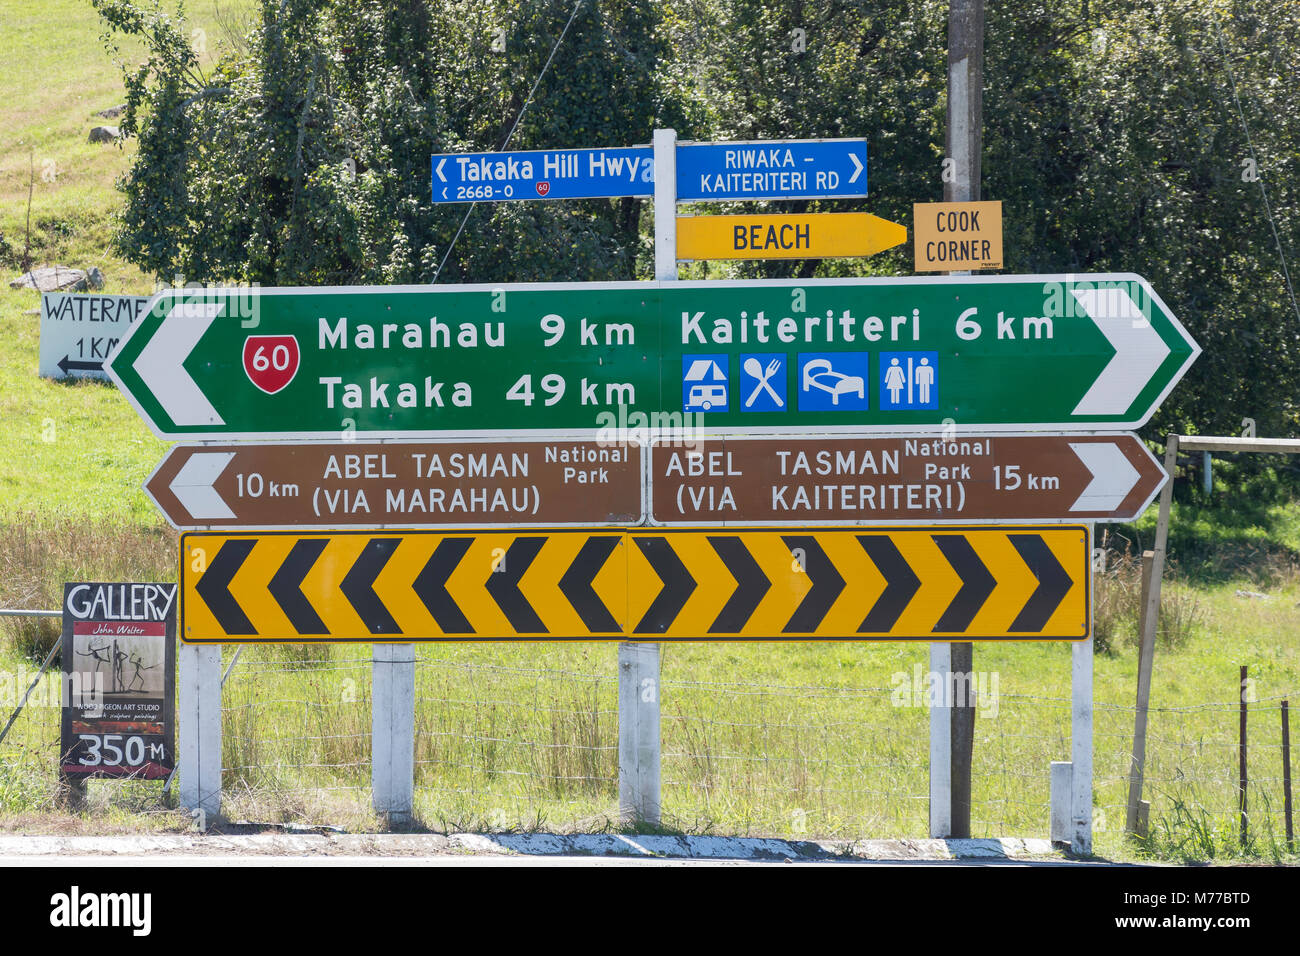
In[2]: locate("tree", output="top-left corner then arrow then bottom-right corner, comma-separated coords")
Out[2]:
94,0 -> 680,285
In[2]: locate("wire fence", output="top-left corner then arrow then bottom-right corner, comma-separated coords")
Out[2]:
1,643 -> 1295,855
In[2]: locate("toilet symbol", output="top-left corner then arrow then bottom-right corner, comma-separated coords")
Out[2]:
915,357 -> 935,403
885,357 -> 906,404
879,351 -> 938,410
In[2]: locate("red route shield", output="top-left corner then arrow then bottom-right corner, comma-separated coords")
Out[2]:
242,335 -> 300,394
535,181 -> 551,197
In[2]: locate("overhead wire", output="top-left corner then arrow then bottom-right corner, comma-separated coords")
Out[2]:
1208,9 -> 1300,329
432,0 -> 588,283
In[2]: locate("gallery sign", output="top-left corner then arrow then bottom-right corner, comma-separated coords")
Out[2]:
60,582 -> 177,780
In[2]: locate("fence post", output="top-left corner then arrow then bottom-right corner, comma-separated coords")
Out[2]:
1071,628 -> 1094,854
1282,699 -> 1293,850
1127,435 -> 1178,832
178,642 -> 222,821
618,642 -> 661,826
1239,664 -> 1249,849
929,642 -> 952,838
1126,549 -> 1157,834
1050,761 -> 1072,844
371,643 -> 415,825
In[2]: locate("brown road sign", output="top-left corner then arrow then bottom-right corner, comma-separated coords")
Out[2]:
650,433 -> 1165,524
147,440 -> 643,530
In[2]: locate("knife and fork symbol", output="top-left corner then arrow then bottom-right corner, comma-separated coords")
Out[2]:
743,357 -> 785,408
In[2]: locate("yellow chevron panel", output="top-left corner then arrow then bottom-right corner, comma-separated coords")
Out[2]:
591,537 -> 629,633
808,533 -> 883,637
446,534 -> 519,635
180,527 -> 1089,643
371,534 -> 440,637
727,533 -> 812,637
624,536 -> 661,633
520,533 -> 616,635
302,534 -> 372,636
954,532 -> 1038,637
1039,527 -> 1090,637
656,534 -> 731,636
887,533 -> 962,635
227,534 -> 297,637
180,538 -> 227,642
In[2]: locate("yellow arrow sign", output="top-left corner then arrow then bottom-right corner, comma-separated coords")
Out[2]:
676,212 -> 906,261
180,526 -> 1089,643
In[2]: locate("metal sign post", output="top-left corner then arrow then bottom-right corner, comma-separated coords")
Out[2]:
622,128 -> 680,827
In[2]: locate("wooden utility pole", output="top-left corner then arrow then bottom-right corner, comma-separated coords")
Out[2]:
944,0 -> 984,839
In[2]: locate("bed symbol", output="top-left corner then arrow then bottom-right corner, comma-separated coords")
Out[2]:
802,357 -> 865,405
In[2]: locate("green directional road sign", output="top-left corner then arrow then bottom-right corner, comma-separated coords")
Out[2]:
106,275 -> 1198,439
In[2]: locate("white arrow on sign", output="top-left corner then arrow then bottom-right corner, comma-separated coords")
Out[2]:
1071,286 -> 1171,416
170,451 -> 236,520
133,301 -> 225,426
848,152 -> 864,185
435,158 -> 447,182
1068,441 -> 1141,512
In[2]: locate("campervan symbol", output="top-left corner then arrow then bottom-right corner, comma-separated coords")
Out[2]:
682,356 -> 729,412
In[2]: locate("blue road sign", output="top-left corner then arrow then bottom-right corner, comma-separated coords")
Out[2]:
676,138 -> 867,202
739,353 -> 788,412
879,351 -> 939,411
797,352 -> 870,412
431,147 -> 654,203
682,355 -> 730,413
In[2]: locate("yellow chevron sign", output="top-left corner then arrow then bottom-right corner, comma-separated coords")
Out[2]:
676,212 -> 907,261
181,527 -> 1088,643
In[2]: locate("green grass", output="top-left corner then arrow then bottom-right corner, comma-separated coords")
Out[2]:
0,0 -> 254,521
2,509 -> 1297,861
0,0 -> 1297,862
0,303 -> 170,521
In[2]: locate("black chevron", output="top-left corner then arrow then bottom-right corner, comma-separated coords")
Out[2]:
781,536 -> 845,633
633,537 -> 696,633
1008,534 -> 1074,631
340,538 -> 401,635
559,536 -> 620,632
707,536 -> 770,633
268,538 -> 329,634
413,537 -> 474,633
857,536 -> 921,632
194,538 -> 257,635
485,537 -> 547,633
932,535 -> 996,632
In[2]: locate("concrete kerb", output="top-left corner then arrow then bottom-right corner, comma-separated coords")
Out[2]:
0,833 -> 1071,863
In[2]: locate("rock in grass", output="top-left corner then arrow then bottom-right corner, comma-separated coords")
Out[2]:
1234,589 -> 1269,600
88,125 -> 121,144
9,266 -> 100,292
96,104 -> 126,119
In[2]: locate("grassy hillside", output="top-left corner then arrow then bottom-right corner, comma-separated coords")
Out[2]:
1,0 -> 254,519
0,1 -> 1297,861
